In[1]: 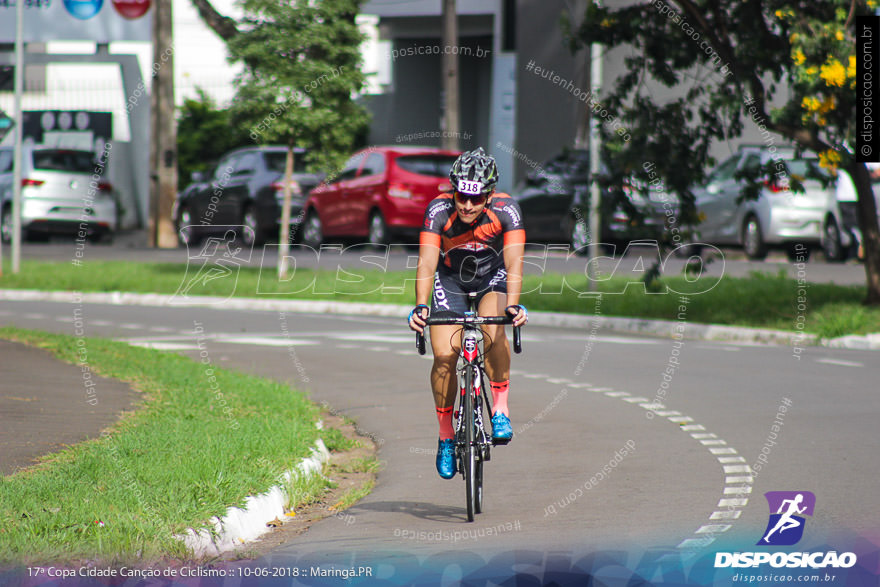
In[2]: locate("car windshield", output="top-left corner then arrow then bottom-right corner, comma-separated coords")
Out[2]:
32,149 -> 95,173
395,155 -> 459,177
782,158 -> 829,181
265,151 -> 308,174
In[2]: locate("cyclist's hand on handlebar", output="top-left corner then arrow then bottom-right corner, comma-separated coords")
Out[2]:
506,304 -> 528,327
408,304 -> 429,333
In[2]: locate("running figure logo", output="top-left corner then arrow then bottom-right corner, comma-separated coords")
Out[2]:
171,227 -> 254,305
758,491 -> 816,546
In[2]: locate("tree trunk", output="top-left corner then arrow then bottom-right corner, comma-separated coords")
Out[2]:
848,161 -> 880,305
277,142 -> 295,280
188,0 -> 239,41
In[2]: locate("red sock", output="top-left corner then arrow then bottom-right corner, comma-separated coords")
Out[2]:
490,380 -> 509,417
436,406 -> 454,440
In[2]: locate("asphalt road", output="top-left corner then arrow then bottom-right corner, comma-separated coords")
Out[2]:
1,299 -> 877,582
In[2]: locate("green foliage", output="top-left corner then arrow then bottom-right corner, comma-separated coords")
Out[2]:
176,88 -> 251,188
567,0 -> 872,219
226,0 -> 371,174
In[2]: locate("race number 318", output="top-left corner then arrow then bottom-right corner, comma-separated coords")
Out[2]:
458,180 -> 483,195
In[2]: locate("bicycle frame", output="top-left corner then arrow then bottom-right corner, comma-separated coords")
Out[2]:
415,294 -> 522,521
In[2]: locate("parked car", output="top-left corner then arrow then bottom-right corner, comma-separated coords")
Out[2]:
173,145 -> 323,246
0,146 -> 116,243
689,146 -> 834,261
512,149 -> 679,250
301,146 -> 460,247
822,164 -> 880,262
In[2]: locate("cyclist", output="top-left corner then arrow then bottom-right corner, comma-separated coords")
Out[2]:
407,147 -> 528,479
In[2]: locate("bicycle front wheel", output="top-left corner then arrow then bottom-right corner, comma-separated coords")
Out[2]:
464,366 -> 477,522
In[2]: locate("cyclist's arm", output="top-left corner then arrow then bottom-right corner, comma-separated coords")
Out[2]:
416,232 -> 441,307
503,229 -> 526,323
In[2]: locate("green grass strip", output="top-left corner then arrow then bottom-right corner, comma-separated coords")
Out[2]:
0,327 -> 323,566
1,260 -> 878,338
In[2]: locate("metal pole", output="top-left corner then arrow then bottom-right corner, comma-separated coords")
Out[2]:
12,0 -> 25,273
587,40 -> 602,290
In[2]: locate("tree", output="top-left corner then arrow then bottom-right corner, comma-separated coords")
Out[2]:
189,0 -> 370,276
176,88 -> 251,188
567,0 -> 880,304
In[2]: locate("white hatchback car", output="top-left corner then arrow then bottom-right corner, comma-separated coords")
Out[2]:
691,146 -> 834,261
0,146 -> 117,243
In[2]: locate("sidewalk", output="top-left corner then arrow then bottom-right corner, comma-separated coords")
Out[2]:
0,339 -> 139,476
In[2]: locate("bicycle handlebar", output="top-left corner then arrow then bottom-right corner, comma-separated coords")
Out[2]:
416,315 -> 522,356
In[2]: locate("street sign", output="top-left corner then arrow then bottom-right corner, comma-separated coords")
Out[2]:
0,108 -> 13,143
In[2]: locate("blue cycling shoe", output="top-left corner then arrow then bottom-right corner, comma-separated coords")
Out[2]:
436,438 -> 456,479
491,413 -> 513,443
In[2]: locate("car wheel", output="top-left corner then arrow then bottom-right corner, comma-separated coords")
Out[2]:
368,210 -> 389,247
821,218 -> 847,263
176,206 -> 201,247
569,217 -> 590,255
241,206 -> 261,247
1,206 -> 11,244
302,211 -> 323,248
742,216 -> 768,260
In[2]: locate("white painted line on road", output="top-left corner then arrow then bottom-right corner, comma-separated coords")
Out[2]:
91,320 -> 114,326
696,524 -> 732,534
589,387 -> 614,392
653,410 -> 681,417
710,511 -> 742,520
546,378 -> 572,384
710,447 -> 737,455
680,424 -> 706,431
690,433 -> 717,439
677,537 -> 715,549
149,326 -> 176,333
336,344 -> 359,349
523,373 -> 550,379
566,383 -> 594,388
718,457 -> 747,464
129,342 -> 200,351
640,402 -> 665,410
669,416 -> 695,423
366,346 -> 390,352
604,391 -> 630,398
816,358 -> 863,367
56,316 -> 74,322
120,323 -> 144,330
718,498 -> 748,508
24,313 -> 47,319
725,486 -> 752,494
217,337 -> 319,347
723,465 -> 752,474
622,396 -> 650,403
700,439 -> 727,445
726,476 -> 754,484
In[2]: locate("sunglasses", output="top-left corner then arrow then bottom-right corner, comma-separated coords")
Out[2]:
454,191 -> 488,206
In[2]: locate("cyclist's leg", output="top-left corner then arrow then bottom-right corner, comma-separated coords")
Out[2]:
430,270 -> 468,437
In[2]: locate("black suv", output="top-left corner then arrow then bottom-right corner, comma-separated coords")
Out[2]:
513,149 -> 678,250
173,146 -> 323,246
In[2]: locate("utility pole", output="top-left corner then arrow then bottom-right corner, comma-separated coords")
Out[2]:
149,0 -> 178,248
441,0 -> 460,151
587,39 -> 603,290
10,0 -> 24,273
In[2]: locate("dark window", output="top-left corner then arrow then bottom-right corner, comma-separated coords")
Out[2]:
395,155 -> 459,177
31,149 -> 95,173
233,152 -> 259,175
334,153 -> 366,182
0,149 -> 12,174
710,155 -> 740,183
264,151 -> 307,174
360,152 -> 387,177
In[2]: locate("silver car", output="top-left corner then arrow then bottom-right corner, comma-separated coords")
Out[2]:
0,146 -> 117,243
691,146 -> 833,260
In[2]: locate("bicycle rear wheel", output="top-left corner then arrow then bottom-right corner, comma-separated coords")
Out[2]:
464,366 -> 477,522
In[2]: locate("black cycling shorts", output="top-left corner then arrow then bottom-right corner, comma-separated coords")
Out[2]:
430,265 -> 508,317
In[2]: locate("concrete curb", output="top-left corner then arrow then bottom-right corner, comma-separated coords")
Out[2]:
1,288 -> 877,350
178,436 -> 331,558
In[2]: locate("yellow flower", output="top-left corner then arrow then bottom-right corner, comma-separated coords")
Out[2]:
775,9 -> 784,17
792,49 -> 806,66
835,31 -> 844,41
789,33 -> 799,44
819,150 -> 842,171
820,58 -> 846,87
805,66 -> 818,77
848,55 -> 856,79
802,96 -> 821,112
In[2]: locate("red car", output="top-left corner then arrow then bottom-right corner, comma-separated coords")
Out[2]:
301,146 -> 460,246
